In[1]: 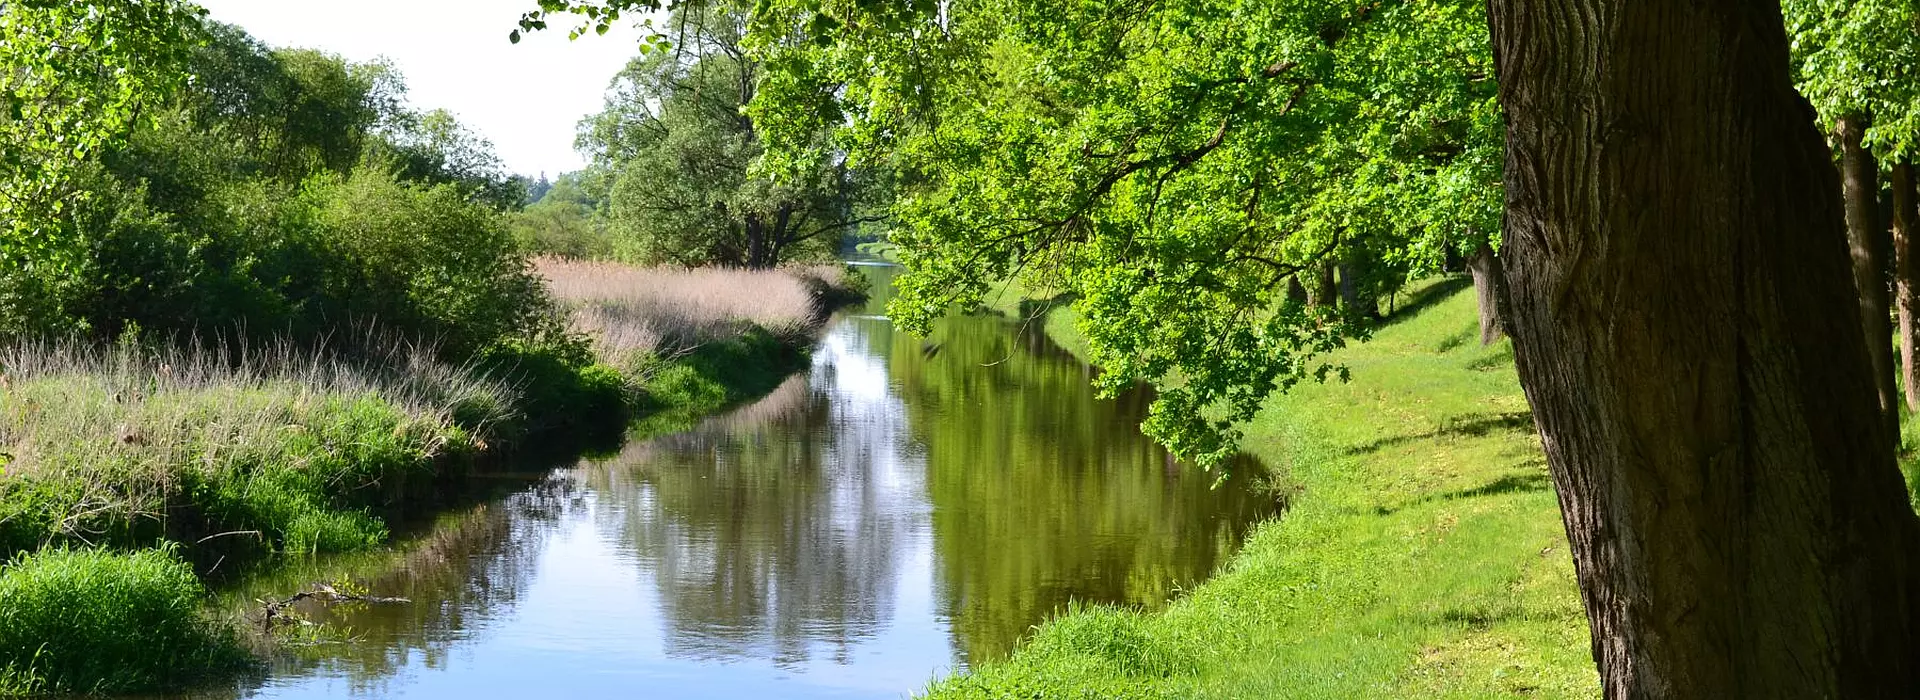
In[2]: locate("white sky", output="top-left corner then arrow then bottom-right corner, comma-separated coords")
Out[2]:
195,0 -> 648,178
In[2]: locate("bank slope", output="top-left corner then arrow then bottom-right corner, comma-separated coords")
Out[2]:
931,278 -> 1599,699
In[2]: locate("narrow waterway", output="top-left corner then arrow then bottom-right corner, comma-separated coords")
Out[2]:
192,264 -> 1279,699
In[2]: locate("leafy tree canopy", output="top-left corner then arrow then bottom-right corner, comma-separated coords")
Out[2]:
527,0 -> 1501,465
577,2 -> 875,268
0,0 -> 205,330
1787,0 -> 1920,159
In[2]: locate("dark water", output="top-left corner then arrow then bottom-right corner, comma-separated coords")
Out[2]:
188,264 -> 1279,699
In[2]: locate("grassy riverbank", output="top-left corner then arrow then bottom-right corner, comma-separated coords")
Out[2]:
933,277 -> 1599,698
0,262 -> 861,694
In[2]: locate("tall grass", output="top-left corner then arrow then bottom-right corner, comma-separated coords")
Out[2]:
534,259 -> 856,366
0,334 -> 514,557
0,547 -> 248,694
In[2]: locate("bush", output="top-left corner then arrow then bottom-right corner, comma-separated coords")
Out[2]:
475,334 -> 631,448
0,547 -> 248,694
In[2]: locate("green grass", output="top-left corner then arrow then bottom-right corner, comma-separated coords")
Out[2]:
929,277 -> 1599,699
0,547 -> 250,694
626,326 -> 813,437
0,340 -> 497,560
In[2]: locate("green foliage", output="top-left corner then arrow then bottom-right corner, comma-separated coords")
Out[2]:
1787,0 -> 1920,159
578,2 -> 872,268
0,0 -> 203,333
476,335 -> 632,445
508,171 -> 615,258
527,0 -> 1501,465
2,12 -> 554,366
628,326 -> 807,434
0,547 -> 249,694
297,169 -> 555,355
923,280 -> 1597,699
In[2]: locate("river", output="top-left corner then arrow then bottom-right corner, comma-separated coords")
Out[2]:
186,264 -> 1279,699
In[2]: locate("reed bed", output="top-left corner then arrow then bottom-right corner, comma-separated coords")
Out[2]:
0,335 -> 514,556
534,259 -> 854,367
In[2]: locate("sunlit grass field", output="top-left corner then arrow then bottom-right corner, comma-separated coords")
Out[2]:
931,277 -> 1600,698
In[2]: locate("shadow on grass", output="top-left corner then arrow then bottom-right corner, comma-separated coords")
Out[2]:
1379,276 -> 1474,328
1373,463 -> 1552,516
1346,410 -> 1535,456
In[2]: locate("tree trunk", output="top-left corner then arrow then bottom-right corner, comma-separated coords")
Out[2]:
1287,275 -> 1309,305
1487,2 -> 1920,697
744,214 -> 767,268
1338,257 -> 1378,319
1310,260 -> 1337,309
1839,114 -> 1899,438
1467,240 -> 1505,345
1895,161 -> 1920,412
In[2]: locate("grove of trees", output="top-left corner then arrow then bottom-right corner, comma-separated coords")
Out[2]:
518,0 -> 1920,695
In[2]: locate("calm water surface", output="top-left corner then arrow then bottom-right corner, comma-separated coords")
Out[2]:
191,264 -> 1278,699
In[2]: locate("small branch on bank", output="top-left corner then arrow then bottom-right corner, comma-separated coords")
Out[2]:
257,583 -> 412,631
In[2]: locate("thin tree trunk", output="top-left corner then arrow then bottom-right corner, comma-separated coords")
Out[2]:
1467,240 -> 1505,345
1895,161 -> 1920,412
745,214 -> 767,268
1839,114 -> 1899,438
1487,2 -> 1920,697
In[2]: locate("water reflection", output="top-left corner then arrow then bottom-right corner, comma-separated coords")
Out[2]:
188,264 -> 1279,699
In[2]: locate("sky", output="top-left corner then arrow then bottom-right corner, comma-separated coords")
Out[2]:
195,0 -> 648,178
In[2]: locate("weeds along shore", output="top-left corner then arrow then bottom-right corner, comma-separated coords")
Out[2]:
0,262 -> 865,695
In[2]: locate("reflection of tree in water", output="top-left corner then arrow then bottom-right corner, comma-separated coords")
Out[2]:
890,312 -> 1280,664
190,476 -> 578,700
583,329 -> 922,668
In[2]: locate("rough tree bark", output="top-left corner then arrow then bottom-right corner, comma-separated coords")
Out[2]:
1893,161 -> 1919,412
1838,115 -> 1899,437
1486,1 -> 1920,697
1467,241 -> 1505,345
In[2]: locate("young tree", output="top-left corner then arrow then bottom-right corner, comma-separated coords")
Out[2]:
1785,0 -> 1920,427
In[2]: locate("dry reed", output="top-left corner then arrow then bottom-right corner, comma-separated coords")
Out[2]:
534,258 -> 851,366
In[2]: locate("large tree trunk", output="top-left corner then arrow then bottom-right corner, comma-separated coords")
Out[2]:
1838,115 -> 1899,438
1487,2 -> 1920,697
1895,161 -> 1920,412
1467,241 -> 1505,345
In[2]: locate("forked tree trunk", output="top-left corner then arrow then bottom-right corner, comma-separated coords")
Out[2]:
1467,241 -> 1505,345
1838,115 -> 1899,438
1893,161 -> 1919,412
1486,2 -> 1920,697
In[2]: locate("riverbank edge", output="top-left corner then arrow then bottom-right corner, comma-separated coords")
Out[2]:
0,272 -> 867,696
931,277 -> 1600,698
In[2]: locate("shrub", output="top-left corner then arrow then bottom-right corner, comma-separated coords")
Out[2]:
474,334 -> 631,447
0,547 -> 248,694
